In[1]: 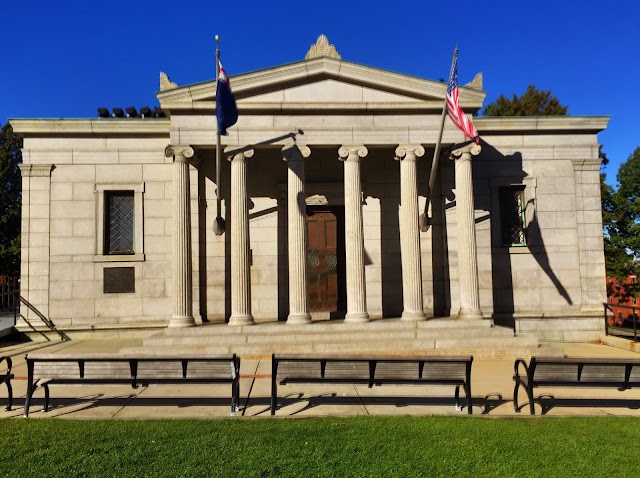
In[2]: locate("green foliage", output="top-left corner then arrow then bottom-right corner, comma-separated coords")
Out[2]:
1,417 -> 640,477
482,84 -> 569,116
603,146 -> 640,287
0,122 -> 22,275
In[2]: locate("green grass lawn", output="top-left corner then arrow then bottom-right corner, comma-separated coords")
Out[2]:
1,416 -> 639,477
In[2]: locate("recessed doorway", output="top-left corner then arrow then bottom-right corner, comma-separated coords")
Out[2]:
306,206 -> 346,318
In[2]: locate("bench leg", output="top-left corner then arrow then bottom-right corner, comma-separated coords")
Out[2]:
465,382 -> 473,415
513,380 -> 521,412
527,386 -> 535,416
24,383 -> 35,418
231,380 -> 239,416
270,360 -> 277,416
43,384 -> 50,413
5,380 -> 12,411
454,385 -> 462,411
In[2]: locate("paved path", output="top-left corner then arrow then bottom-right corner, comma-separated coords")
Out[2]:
1,338 -> 640,419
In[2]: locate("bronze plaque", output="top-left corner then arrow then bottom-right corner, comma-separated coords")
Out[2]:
103,267 -> 135,294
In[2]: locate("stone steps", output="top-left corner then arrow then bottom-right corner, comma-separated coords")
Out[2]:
121,318 -> 548,359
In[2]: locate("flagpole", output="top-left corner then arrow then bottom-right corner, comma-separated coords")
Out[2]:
213,35 -> 225,235
419,45 -> 458,232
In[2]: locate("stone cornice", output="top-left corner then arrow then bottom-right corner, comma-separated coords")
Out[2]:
475,116 -> 610,134
160,101 -> 448,112
10,119 -> 170,137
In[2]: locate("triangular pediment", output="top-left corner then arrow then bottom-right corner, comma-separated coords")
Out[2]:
158,57 -> 485,113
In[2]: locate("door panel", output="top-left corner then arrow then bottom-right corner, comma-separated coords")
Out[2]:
306,210 -> 339,311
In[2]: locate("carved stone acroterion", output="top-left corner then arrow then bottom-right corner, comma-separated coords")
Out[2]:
305,35 -> 341,60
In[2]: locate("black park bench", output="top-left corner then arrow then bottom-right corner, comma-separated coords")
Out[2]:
1,356 -> 13,411
513,356 -> 640,415
271,354 -> 473,415
24,353 -> 241,417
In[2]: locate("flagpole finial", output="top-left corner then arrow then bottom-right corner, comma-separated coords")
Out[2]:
215,35 -> 220,42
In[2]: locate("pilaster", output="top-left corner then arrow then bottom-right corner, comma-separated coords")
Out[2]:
18,164 -> 54,329
572,158 -> 606,313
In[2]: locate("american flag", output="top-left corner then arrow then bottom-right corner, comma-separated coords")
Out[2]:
446,50 -> 479,144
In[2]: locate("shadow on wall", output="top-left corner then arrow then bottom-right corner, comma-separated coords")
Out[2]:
476,139 -> 572,326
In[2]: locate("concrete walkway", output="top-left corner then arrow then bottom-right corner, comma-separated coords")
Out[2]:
1,338 -> 640,419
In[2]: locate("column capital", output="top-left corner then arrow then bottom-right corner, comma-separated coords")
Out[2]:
225,147 -> 254,162
449,142 -> 482,160
165,145 -> 195,162
282,143 -> 311,162
19,164 -> 53,177
395,145 -> 425,162
338,145 -> 368,162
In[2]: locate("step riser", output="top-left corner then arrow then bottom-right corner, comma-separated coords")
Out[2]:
145,328 -> 516,347
162,319 -> 496,337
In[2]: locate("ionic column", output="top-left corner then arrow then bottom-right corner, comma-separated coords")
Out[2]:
165,145 -> 196,327
395,145 -> 427,321
227,148 -> 255,326
451,143 -> 483,319
283,143 -> 312,324
338,145 -> 369,323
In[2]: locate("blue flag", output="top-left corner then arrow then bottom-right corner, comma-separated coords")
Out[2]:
216,62 -> 238,135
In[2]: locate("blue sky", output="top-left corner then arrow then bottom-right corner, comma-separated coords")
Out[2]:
3,0 -> 637,185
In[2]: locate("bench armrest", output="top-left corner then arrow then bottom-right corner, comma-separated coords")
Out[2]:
514,358 -> 529,381
0,356 -> 12,375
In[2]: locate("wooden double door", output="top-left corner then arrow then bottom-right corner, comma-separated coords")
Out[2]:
305,206 -> 346,314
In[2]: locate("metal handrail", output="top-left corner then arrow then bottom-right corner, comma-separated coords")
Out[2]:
0,276 -> 19,327
604,302 -> 639,342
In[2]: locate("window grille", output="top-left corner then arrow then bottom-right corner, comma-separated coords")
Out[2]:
499,187 -> 526,246
105,191 -> 135,254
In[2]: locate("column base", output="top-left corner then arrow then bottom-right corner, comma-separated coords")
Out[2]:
287,313 -> 312,324
169,315 -> 196,328
401,310 -> 427,321
456,308 -> 483,320
345,312 -> 370,323
228,314 -> 255,326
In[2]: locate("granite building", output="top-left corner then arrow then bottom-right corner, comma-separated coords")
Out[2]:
11,36 -> 609,343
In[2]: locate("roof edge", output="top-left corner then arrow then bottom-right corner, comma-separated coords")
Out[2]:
475,116 -> 610,133
10,118 -> 170,136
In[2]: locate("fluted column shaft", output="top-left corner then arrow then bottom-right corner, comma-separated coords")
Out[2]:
228,148 -> 255,326
396,145 -> 427,321
453,147 -> 482,319
166,145 -> 196,327
283,144 -> 312,324
339,145 -> 369,323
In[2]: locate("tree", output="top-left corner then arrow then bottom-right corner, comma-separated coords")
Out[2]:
0,122 -> 22,275
482,84 -> 569,116
605,146 -> 640,279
